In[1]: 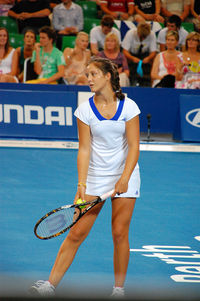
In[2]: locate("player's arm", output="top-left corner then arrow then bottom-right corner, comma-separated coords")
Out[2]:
114,115 -> 140,195
76,118 -> 91,200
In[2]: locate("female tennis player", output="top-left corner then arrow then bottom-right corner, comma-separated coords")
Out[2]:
30,57 -> 141,298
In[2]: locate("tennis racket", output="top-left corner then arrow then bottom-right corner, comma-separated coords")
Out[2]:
34,189 -> 114,240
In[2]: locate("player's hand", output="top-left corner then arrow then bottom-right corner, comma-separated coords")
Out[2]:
112,178 -> 128,197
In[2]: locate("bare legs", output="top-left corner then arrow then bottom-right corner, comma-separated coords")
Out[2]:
49,199 -> 104,287
112,197 -> 136,287
48,196 -> 136,289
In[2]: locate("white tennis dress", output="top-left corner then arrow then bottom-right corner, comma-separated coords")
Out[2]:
74,96 -> 141,198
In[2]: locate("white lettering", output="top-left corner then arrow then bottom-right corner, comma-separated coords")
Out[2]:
171,275 -> 200,283
130,245 -> 196,253
45,106 -> 65,126
24,105 -> 44,125
0,104 -> 73,126
175,266 -> 200,274
162,259 -> 200,265
66,107 -> 72,126
4,104 -> 24,124
144,253 -> 200,259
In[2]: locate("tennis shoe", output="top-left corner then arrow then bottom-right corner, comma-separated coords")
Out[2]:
111,286 -> 125,298
29,280 -> 55,296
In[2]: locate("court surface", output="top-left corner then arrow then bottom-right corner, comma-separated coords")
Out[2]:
0,140 -> 200,300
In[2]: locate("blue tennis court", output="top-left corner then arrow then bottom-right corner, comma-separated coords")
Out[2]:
0,141 -> 200,299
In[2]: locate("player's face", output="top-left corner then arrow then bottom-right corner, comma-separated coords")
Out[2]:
24,31 -> 36,46
0,29 -> 8,47
166,35 -> 178,50
86,63 -> 110,92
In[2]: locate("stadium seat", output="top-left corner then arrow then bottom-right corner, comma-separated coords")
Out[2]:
23,57 -> 38,82
76,1 -> 97,18
0,16 -> 18,33
83,18 -> 101,34
182,22 -> 194,33
61,36 -> 76,51
9,33 -> 24,48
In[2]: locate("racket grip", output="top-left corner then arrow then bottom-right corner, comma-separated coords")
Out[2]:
100,189 -> 115,201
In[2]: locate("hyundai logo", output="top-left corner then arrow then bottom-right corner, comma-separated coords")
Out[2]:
185,108 -> 200,128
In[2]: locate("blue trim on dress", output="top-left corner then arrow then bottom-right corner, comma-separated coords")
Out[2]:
89,96 -> 125,121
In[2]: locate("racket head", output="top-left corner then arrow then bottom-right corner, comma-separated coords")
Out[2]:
34,206 -> 81,240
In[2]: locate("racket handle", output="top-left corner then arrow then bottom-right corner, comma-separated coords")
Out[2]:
100,189 -> 115,201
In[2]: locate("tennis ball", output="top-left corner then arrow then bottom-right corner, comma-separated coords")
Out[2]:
76,198 -> 86,209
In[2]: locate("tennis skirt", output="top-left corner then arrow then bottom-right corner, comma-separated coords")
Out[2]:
86,167 -> 140,198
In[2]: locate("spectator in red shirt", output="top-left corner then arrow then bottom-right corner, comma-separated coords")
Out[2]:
100,0 -> 135,20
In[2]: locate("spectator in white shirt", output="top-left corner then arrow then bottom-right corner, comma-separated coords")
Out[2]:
157,14 -> 188,51
90,14 -> 121,55
122,22 -> 157,86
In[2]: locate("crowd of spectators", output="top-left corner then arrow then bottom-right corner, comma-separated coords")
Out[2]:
0,0 -> 199,88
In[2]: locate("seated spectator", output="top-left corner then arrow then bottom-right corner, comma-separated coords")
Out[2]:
98,32 -> 130,86
0,27 -> 18,82
8,0 -> 51,34
134,0 -> 164,23
175,31 -> 200,88
14,28 -> 36,82
190,0 -> 200,33
157,15 -> 188,51
63,31 -> 91,85
100,0 -> 134,21
161,0 -> 190,22
52,0 -> 83,49
90,14 -> 121,55
122,21 -> 157,86
151,30 -> 181,87
26,26 -> 65,84
0,0 -> 15,16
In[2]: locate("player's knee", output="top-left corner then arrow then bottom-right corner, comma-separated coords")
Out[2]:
67,228 -> 86,244
112,226 -> 128,245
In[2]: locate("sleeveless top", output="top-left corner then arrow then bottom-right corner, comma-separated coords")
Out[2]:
0,48 -> 15,74
64,50 -> 88,84
152,52 -> 177,87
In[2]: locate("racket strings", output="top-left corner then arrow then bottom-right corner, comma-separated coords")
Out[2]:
36,207 -> 78,238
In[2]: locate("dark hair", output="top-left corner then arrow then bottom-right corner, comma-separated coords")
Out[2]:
88,57 -> 125,100
167,15 -> 182,29
0,27 -> 10,57
101,15 -> 114,28
39,26 -> 56,43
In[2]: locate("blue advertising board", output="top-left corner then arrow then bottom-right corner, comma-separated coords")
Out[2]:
179,94 -> 200,142
0,90 -> 78,139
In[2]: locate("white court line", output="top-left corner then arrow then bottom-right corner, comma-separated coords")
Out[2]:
0,139 -> 200,153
